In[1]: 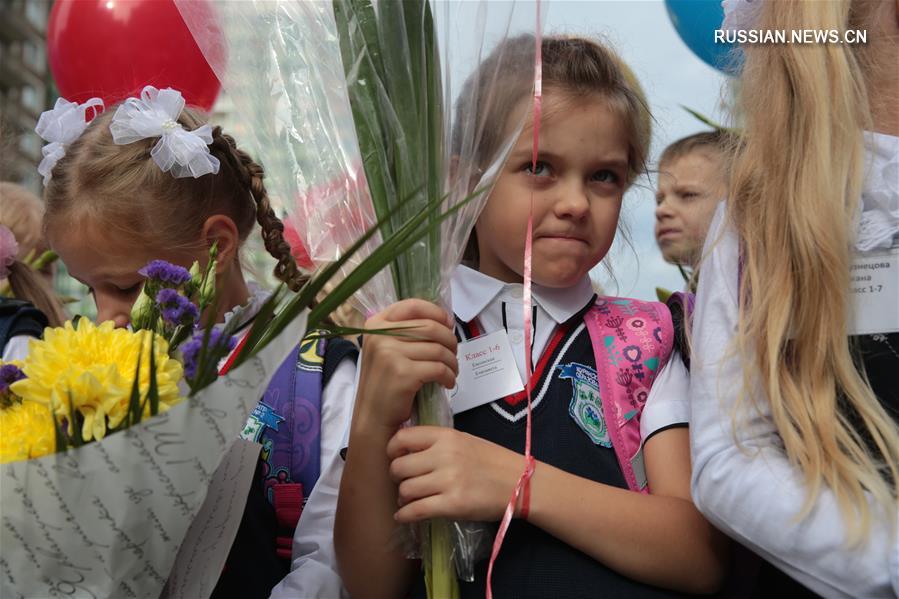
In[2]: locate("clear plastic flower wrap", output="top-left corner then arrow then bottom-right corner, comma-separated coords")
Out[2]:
176,1 -> 539,593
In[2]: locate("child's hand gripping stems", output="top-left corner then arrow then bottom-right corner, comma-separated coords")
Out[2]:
335,299 -> 458,598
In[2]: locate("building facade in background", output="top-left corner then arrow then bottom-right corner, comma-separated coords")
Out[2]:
0,0 -> 51,195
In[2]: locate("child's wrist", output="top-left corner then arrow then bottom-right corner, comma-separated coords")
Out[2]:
511,457 -> 537,520
349,412 -> 399,445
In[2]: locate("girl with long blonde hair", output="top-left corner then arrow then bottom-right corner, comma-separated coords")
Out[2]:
690,0 -> 899,595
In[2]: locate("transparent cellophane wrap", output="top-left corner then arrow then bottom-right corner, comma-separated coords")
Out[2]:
177,0 -> 537,584
0,311 -> 308,599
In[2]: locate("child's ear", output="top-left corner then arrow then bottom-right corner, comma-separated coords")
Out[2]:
200,215 -> 240,273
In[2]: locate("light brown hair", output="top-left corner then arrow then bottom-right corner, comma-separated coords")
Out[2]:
0,182 -> 47,261
42,106 -> 305,292
457,34 -> 652,264
658,130 -> 734,174
0,182 -> 65,327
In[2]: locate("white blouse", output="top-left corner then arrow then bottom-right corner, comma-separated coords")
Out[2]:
272,266 -> 691,598
689,130 -> 899,599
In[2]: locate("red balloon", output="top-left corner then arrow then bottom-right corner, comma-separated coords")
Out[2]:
47,0 -> 223,111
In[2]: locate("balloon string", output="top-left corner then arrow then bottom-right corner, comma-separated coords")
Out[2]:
485,5 -> 542,596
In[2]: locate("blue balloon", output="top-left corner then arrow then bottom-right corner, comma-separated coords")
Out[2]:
665,0 -> 738,75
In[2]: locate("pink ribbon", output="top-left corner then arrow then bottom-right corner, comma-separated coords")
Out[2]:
486,7 -> 542,596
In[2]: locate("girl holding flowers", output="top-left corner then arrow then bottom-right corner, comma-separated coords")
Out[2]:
31,86 -> 358,598
333,35 -> 727,597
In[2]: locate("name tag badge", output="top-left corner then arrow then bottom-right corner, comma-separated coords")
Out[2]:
849,246 -> 899,335
450,329 -> 525,414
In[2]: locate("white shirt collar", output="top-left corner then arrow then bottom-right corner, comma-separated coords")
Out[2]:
450,264 -> 595,325
221,281 -> 271,333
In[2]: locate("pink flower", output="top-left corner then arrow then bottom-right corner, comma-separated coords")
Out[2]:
0,225 -> 19,279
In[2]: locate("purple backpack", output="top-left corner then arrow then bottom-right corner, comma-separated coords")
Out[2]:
240,333 -> 327,560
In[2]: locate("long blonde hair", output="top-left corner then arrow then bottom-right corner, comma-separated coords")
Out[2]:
729,0 -> 898,541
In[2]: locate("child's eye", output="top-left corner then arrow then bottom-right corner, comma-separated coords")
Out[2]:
592,169 -> 620,184
681,191 -> 699,200
524,161 -> 551,177
116,283 -> 142,296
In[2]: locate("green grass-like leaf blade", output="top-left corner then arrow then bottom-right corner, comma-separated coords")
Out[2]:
148,333 -> 159,416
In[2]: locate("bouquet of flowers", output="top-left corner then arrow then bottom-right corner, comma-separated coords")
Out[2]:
0,155 -> 465,597
175,1 -> 538,595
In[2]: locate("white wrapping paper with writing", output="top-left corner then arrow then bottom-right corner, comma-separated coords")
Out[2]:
0,311 -> 307,599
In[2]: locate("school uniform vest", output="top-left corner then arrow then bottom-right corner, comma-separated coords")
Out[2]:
856,332 -> 899,421
412,305 -> 682,599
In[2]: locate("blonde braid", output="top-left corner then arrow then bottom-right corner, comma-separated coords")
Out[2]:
211,129 -> 307,293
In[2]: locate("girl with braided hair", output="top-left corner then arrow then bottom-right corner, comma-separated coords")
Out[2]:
36,86 -> 358,597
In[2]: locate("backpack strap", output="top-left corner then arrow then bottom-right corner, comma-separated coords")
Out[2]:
584,297 -> 674,493
666,291 -> 694,371
0,297 -> 48,352
322,337 -> 359,386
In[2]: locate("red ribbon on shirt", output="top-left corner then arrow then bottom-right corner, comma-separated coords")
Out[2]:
485,8 -> 542,597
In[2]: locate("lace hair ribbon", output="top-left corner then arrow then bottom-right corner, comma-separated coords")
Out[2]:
109,85 -> 220,179
35,97 -> 105,185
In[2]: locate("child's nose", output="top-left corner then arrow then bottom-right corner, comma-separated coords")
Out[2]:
554,181 -> 591,219
655,197 -> 675,221
95,296 -> 132,328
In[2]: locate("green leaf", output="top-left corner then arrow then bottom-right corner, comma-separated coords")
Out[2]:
235,182 -> 428,362
52,396 -> 69,453
29,250 -> 58,272
148,333 -> 160,416
307,185 -> 485,329
68,391 -> 84,447
302,324 -> 417,341
127,343 -> 144,427
680,105 -> 740,134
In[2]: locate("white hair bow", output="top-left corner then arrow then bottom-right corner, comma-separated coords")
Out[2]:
721,0 -> 763,32
35,97 -> 104,186
109,86 -> 220,179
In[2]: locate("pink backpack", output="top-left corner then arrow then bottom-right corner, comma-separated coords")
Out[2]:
583,297 -> 674,494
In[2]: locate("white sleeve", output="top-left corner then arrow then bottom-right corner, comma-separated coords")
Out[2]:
690,205 -> 897,598
319,358 -> 357,472
269,354 -> 358,599
640,355 -> 690,443
2,334 -> 33,362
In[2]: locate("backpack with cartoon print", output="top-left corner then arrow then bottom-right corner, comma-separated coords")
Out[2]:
583,296 -> 675,493
239,333 -> 357,561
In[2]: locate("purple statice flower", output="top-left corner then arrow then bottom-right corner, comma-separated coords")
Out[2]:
180,328 -> 237,380
138,260 -> 192,288
0,363 -> 26,398
156,288 -> 200,328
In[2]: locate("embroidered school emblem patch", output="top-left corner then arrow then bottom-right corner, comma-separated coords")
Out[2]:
240,401 -> 286,443
558,362 -> 611,447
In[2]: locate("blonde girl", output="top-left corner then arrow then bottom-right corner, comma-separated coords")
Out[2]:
37,87 -> 358,598
690,0 -> 899,595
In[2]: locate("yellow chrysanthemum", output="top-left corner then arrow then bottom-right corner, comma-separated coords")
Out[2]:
0,397 -> 55,464
10,320 -> 184,442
